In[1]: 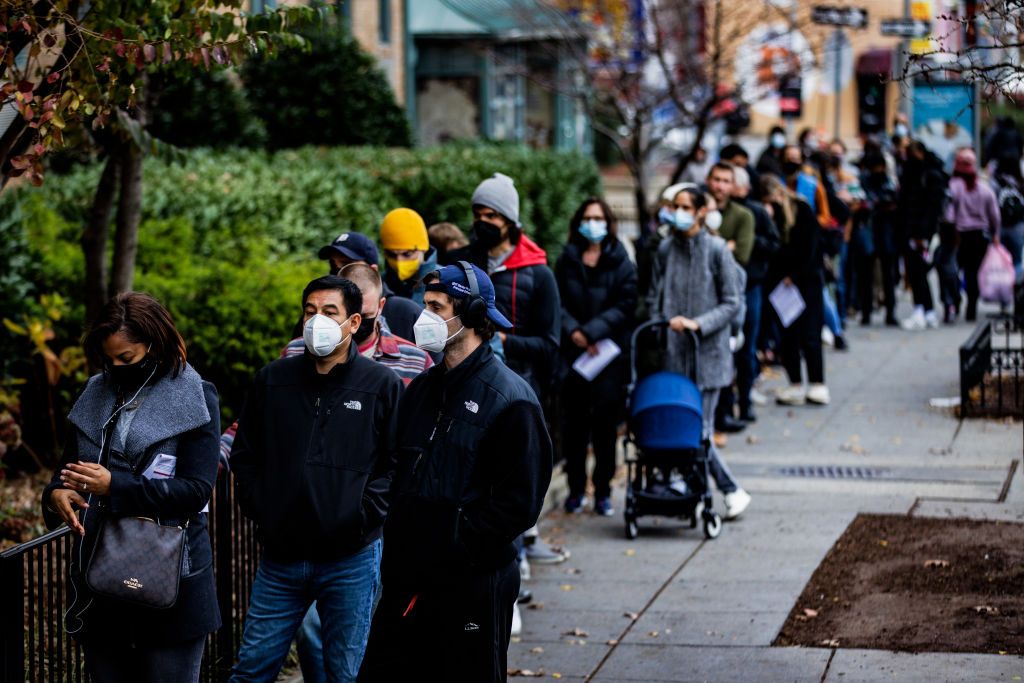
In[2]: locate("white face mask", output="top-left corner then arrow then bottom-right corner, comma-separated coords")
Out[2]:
770,132 -> 786,149
303,313 -> 352,357
413,309 -> 464,354
704,209 -> 723,231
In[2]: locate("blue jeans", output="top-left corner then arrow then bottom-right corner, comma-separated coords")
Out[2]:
823,286 -> 843,337
230,538 -> 382,683
737,286 -> 762,414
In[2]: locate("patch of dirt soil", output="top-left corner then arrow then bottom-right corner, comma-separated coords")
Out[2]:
774,514 -> 1024,655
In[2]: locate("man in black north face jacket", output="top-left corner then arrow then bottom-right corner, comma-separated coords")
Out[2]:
360,263 -> 553,683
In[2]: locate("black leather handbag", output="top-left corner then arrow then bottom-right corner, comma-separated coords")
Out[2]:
83,408 -> 187,609
85,514 -> 186,609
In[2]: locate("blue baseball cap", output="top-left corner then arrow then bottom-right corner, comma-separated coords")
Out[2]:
425,263 -> 513,330
318,232 -> 379,265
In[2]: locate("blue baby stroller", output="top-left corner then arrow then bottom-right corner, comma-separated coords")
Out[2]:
623,319 -> 722,540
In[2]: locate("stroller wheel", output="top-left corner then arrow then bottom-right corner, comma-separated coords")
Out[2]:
625,517 -> 639,540
691,501 -> 704,528
703,511 -> 722,540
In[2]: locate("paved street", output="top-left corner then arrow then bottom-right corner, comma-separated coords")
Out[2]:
509,297 -> 1023,682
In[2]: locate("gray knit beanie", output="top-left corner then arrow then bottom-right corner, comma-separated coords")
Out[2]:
471,173 -> 521,227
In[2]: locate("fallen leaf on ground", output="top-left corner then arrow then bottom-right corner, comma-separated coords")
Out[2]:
511,636 -> 521,643
878,540 -> 889,547
746,435 -> 760,445
974,605 -> 1000,614
923,559 -> 950,568
647,630 -> 659,637
552,675 -> 562,680
507,668 -> 543,677
606,639 -> 618,646
528,602 -> 545,610
624,612 -> 639,620
820,639 -> 840,647
566,567 -> 582,575
624,549 -> 636,556
560,584 -> 574,591
529,646 -> 544,654
563,627 -> 590,637
803,608 -> 819,618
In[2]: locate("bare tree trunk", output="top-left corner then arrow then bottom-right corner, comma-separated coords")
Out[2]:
629,123 -> 651,231
108,141 -> 143,297
82,153 -> 120,323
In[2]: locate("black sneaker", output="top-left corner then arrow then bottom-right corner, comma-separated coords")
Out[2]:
715,415 -> 747,433
594,497 -> 615,517
834,335 -> 849,351
564,494 -> 585,514
739,408 -> 757,423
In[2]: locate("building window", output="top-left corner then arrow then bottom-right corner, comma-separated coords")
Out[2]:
250,0 -> 276,14
379,0 -> 392,44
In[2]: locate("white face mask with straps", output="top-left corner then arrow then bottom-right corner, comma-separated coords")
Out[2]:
413,309 -> 464,354
303,314 -> 353,357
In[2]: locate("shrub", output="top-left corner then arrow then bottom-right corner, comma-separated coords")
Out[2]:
242,25 -> 412,149
149,70 -> 268,149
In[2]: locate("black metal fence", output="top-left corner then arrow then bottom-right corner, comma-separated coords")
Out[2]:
0,470 -> 259,683
960,314 -> 1024,418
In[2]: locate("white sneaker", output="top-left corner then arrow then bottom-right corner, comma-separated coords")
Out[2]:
807,383 -> 831,405
776,385 -> 807,406
723,489 -> 751,520
901,309 -> 926,331
518,556 -> 531,581
924,310 -> 940,328
749,389 -> 768,406
511,602 -> 522,635
821,327 -> 835,347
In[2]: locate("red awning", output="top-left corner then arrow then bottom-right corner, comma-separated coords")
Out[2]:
857,49 -> 893,76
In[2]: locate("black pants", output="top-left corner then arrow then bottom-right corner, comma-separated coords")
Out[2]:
780,281 -> 825,384
958,230 -> 990,320
85,636 -> 205,683
858,249 -> 897,321
905,245 -> 935,312
359,559 -> 519,683
562,371 -> 623,500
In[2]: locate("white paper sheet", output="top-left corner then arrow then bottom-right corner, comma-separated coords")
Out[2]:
769,282 -> 806,329
572,339 -> 622,382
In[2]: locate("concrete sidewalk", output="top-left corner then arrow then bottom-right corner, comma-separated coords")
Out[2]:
510,303 -> 1022,682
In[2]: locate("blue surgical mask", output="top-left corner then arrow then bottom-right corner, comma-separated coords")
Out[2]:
579,219 -> 608,243
658,206 -> 675,226
770,132 -> 786,149
673,208 -> 695,231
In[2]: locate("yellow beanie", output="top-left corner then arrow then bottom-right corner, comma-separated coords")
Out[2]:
380,208 -> 428,251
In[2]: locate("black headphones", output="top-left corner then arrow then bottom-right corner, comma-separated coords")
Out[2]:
457,260 -> 488,328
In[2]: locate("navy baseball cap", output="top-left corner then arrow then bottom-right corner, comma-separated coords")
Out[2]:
425,263 -> 513,330
317,232 -> 379,265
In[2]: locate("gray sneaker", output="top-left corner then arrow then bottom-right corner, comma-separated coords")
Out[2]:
525,538 -> 571,564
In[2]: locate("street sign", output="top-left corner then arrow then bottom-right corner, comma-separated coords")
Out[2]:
880,18 -> 931,38
779,74 -> 802,119
811,6 -> 869,29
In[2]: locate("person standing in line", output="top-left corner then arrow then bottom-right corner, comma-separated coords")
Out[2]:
761,175 -> 829,407
556,198 -> 637,517
730,165 -> 781,423
648,186 -> 751,520
706,161 -> 755,435
989,153 -> 1024,277
380,208 -> 440,307
898,141 -> 948,330
359,263 -> 552,682
945,147 -> 1001,322
857,152 -> 901,326
293,264 -> 433,683
43,292 -> 221,683
230,276 -> 403,683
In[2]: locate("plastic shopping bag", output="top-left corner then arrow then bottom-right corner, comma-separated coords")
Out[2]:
978,243 -> 1015,305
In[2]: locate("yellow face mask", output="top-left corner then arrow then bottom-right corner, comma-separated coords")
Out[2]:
387,257 -> 421,281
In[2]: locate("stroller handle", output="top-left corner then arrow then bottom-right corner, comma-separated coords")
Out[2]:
629,318 -> 699,390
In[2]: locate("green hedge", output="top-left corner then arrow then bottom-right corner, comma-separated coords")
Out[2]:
4,144 -> 600,438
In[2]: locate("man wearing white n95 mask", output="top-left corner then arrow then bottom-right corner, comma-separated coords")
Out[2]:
230,275 -> 404,683
360,262 -> 553,683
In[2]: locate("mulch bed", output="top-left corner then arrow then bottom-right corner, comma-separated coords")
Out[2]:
774,514 -> 1024,655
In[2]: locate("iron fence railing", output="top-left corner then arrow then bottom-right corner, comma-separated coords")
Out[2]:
960,314 -> 1024,418
0,469 -> 259,683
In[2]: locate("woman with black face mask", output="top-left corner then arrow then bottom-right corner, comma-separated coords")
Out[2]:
41,292 -> 221,683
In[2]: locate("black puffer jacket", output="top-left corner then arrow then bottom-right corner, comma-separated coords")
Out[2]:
449,234 -> 560,399
555,237 -> 637,381
382,342 -> 553,587
899,150 -> 949,242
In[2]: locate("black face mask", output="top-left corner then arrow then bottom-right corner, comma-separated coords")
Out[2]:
473,220 -> 505,249
105,356 -> 157,393
782,160 -> 802,177
352,316 -> 377,345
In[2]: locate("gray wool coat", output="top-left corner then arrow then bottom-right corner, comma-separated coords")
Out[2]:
647,230 -> 743,389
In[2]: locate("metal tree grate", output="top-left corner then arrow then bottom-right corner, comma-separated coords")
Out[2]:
778,466 -> 890,479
